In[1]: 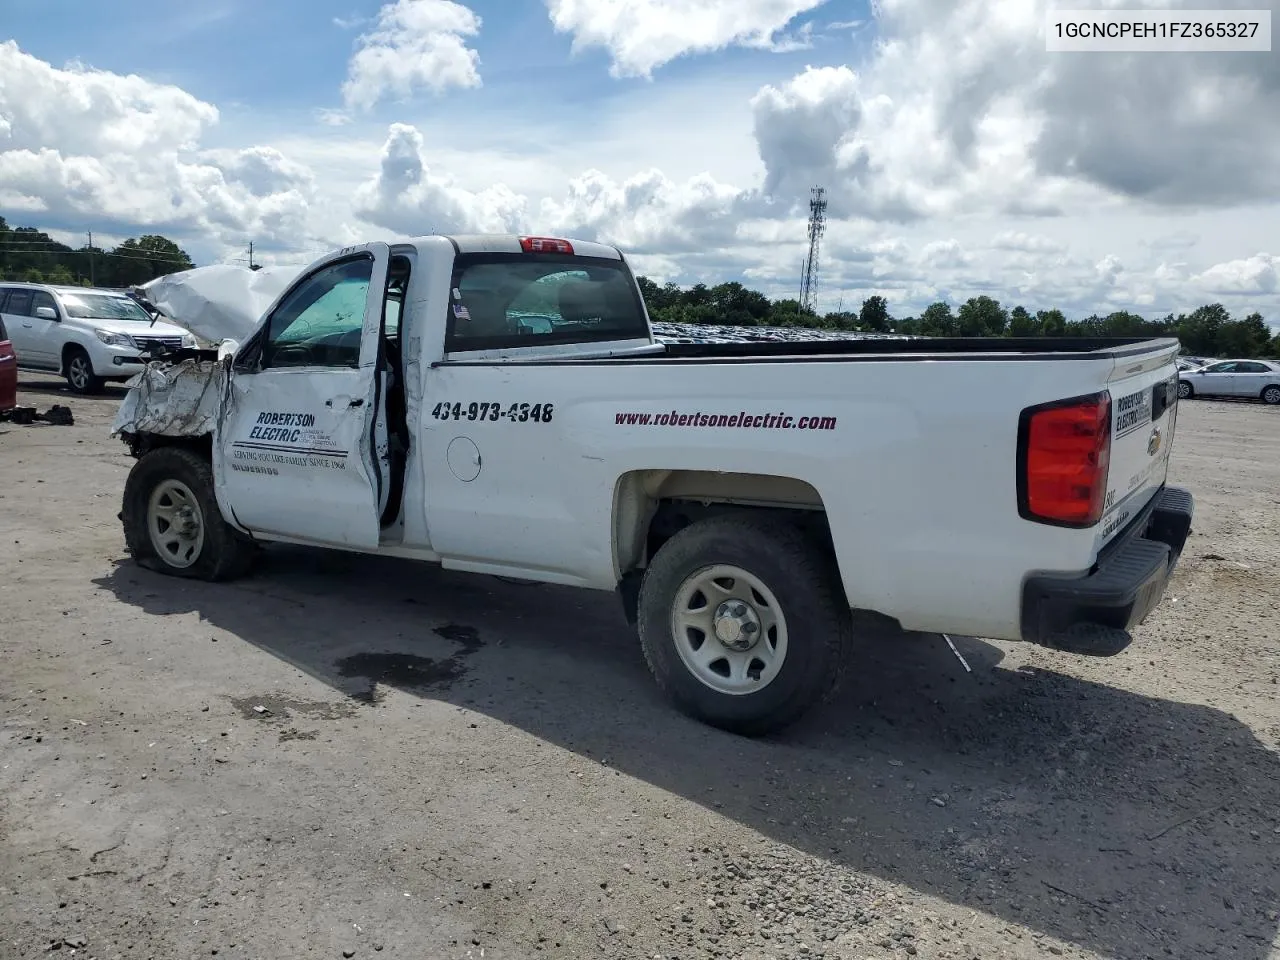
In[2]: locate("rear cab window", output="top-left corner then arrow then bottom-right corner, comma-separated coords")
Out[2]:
445,254 -> 649,353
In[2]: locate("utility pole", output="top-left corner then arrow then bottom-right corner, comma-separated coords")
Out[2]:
248,241 -> 256,270
87,231 -> 96,286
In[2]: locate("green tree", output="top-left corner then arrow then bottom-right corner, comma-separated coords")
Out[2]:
1008,305 -> 1040,336
1036,309 -> 1067,335
104,235 -> 195,287
919,302 -> 956,336
1216,312 -> 1271,357
1176,303 -> 1230,356
957,296 -> 1008,336
858,295 -> 891,332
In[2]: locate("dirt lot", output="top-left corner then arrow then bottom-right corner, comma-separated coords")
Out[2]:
2,372 -> 1278,960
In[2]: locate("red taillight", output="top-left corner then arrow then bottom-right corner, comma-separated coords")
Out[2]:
1018,391 -> 1112,528
519,236 -> 574,255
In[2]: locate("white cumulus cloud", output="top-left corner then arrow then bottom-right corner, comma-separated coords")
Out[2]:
1195,255 -> 1279,296
352,123 -> 527,235
545,0 -> 830,78
341,0 -> 482,112
0,41 -> 320,253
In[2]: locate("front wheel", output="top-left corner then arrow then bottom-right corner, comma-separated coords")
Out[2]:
1177,380 -> 1194,400
122,447 -> 256,580
1262,385 -> 1280,405
65,347 -> 104,395
637,515 -> 853,736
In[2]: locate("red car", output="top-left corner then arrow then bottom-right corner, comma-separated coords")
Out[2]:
0,312 -> 17,411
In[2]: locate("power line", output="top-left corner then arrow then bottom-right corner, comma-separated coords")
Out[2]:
0,245 -> 193,264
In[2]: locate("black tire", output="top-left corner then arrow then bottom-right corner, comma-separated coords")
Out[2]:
637,515 -> 853,736
1261,384 -> 1280,406
1176,380 -> 1194,400
64,346 -> 104,395
122,447 -> 257,581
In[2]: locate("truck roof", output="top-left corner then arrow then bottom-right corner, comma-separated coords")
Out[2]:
442,235 -> 624,260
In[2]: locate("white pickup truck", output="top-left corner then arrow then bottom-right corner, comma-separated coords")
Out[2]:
112,234 -> 1194,735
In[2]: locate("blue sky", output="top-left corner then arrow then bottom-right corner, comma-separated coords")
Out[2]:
1,0 -> 1277,324
3,0 -> 872,124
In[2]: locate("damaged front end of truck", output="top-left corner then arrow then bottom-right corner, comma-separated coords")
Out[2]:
110,263 -> 303,456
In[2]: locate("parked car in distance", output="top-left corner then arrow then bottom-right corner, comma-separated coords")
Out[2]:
1179,355 -> 1211,368
0,312 -> 17,411
0,282 -> 196,394
1177,358 -> 1280,404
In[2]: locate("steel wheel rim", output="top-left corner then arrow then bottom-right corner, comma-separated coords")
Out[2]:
670,563 -> 789,696
147,479 -> 205,569
69,356 -> 89,389
1264,387 -> 1280,404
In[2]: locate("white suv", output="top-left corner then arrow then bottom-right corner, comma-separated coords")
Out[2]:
0,282 -> 195,394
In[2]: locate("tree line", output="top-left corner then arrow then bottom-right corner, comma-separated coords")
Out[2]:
3,215 -> 1273,358
0,216 -> 195,289
637,277 -> 1280,359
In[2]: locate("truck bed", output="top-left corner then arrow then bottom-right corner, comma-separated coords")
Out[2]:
658,336 -> 1178,361
445,336 -> 1182,365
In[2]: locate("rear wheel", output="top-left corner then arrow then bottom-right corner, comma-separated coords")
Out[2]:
64,347 -> 104,395
637,515 -> 853,736
122,447 -> 256,580
1177,380 -> 1194,400
1262,385 -> 1280,405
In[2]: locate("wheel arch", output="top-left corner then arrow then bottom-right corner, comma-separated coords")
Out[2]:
120,429 -> 214,462
611,469 -> 840,623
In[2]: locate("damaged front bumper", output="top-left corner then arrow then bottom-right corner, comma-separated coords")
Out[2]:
111,354 -> 231,449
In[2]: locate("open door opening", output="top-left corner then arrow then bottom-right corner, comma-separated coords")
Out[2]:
379,255 -> 412,529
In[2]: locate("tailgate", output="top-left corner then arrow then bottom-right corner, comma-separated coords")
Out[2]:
1097,357 -> 1180,548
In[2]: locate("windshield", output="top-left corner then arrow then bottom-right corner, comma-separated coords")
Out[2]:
446,254 -> 649,352
58,293 -> 152,322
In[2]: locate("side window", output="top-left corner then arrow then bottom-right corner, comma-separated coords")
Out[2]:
0,290 -> 9,312
1205,362 -> 1236,373
262,257 -> 374,369
31,291 -> 57,317
1237,361 -> 1268,373
5,290 -> 34,317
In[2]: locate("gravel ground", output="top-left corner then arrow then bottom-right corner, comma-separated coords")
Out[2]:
2,372 -> 1278,960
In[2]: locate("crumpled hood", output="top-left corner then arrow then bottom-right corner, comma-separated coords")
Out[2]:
136,264 -> 305,346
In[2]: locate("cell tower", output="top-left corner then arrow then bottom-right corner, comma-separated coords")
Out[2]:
799,186 -> 827,315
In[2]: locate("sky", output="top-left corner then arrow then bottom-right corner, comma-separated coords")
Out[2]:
0,0 -> 1277,324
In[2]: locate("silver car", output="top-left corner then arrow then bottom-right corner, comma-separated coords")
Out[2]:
1177,358 -> 1280,405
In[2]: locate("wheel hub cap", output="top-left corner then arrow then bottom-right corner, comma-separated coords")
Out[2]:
713,599 -> 761,651
174,506 -> 198,537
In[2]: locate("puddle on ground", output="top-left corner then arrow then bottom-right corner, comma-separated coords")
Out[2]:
333,623 -> 484,703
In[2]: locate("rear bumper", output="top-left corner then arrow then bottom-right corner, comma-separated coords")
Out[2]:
1020,485 -> 1194,656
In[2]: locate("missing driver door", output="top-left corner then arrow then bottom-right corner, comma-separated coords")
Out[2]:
213,243 -> 392,547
